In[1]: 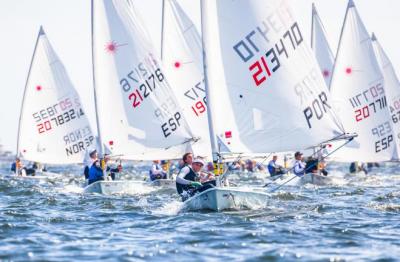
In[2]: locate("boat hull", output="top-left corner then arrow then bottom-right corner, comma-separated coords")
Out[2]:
182,187 -> 269,212
83,180 -> 145,194
148,179 -> 175,189
299,173 -> 332,186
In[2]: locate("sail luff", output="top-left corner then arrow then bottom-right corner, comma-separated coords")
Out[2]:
16,27 -> 44,158
160,0 -> 166,61
91,0 -> 105,158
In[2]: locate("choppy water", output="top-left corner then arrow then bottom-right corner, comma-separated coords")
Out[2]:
0,161 -> 399,261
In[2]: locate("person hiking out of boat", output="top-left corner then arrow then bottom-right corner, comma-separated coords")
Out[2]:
293,151 -> 306,176
83,149 -> 98,181
149,160 -> 167,181
104,154 -> 122,181
176,158 -> 216,201
267,155 -> 286,177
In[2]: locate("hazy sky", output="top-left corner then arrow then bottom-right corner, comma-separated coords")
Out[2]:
0,0 -> 399,153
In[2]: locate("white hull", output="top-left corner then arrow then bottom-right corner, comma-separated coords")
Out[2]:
299,173 -> 332,186
148,179 -> 175,189
182,187 -> 269,212
2,171 -> 59,180
83,180 -> 146,195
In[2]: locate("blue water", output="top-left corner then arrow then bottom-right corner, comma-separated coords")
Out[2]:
0,162 -> 399,261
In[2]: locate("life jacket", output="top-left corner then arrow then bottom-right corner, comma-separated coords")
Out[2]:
149,164 -> 162,176
176,166 -> 197,194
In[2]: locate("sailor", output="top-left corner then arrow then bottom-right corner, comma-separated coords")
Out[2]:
176,158 -> 216,201
149,160 -> 167,181
293,151 -> 306,176
88,158 -> 104,185
83,149 -> 98,181
349,161 -> 368,174
10,157 -> 22,174
305,157 -> 319,174
182,152 -> 193,166
11,158 -> 36,176
104,154 -> 122,181
267,155 -> 286,177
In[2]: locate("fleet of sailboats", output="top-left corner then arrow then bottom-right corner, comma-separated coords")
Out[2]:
9,0 -> 400,211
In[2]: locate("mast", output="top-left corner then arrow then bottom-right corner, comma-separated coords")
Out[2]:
16,26 -> 44,166
91,0 -> 106,177
200,0 -> 222,183
311,3 -> 316,49
160,0 -> 166,60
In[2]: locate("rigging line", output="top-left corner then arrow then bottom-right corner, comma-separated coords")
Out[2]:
266,136 -> 355,192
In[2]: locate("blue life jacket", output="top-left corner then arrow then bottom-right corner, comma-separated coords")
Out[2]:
88,161 -> 104,184
149,164 -> 164,181
11,162 -> 16,173
267,161 -> 276,175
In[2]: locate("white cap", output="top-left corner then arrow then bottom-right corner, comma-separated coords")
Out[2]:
192,158 -> 205,166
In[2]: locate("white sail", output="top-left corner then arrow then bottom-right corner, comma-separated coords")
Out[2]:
311,3 -> 335,88
92,0 -> 195,160
201,0 -> 345,155
161,0 -> 211,158
372,33 -> 400,160
17,27 -> 95,164
329,0 -> 395,162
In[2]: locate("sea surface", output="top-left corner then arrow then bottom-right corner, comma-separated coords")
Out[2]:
0,161 -> 399,261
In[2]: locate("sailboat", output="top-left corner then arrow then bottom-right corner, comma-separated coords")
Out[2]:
85,0 -> 201,194
329,0 -> 396,163
371,33 -> 400,160
14,26 -> 95,179
181,0 -> 350,211
311,3 -> 335,88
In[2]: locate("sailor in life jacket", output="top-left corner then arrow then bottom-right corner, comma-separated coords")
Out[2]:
84,149 -> 98,181
293,151 -> 306,176
88,154 -> 122,185
10,157 -> 36,176
176,157 -> 216,201
149,160 -> 167,181
267,155 -> 286,177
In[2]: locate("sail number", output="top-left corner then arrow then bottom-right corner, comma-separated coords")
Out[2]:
184,80 -> 207,117
121,68 -> 164,109
33,97 -> 84,134
371,121 -> 393,153
233,22 -> 303,87
37,109 -> 85,134
354,96 -> 387,122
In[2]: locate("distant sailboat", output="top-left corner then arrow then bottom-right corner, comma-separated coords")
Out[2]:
311,3 -> 335,88
329,0 -> 395,162
371,33 -> 400,160
16,27 -> 95,173
182,0 -> 349,211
